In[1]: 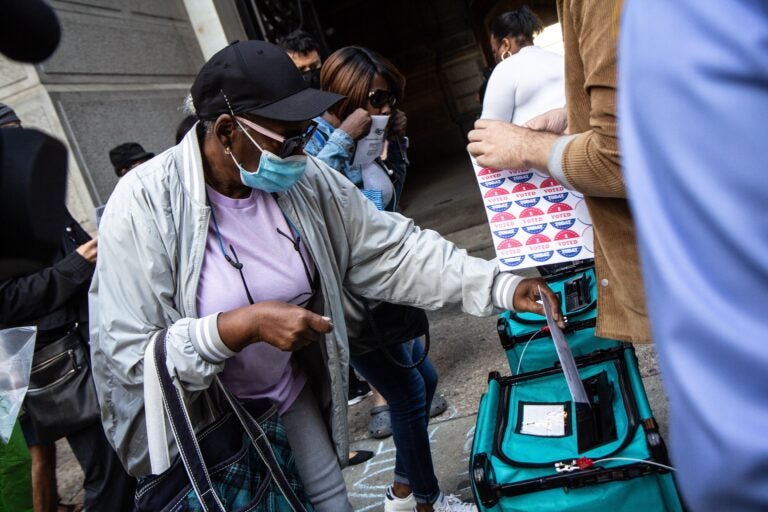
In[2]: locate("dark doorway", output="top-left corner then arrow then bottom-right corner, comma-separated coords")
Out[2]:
236,0 -> 558,238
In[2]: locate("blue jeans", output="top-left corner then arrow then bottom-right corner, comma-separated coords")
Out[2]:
351,339 -> 440,504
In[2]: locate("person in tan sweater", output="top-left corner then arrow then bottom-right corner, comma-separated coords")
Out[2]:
468,0 -> 649,343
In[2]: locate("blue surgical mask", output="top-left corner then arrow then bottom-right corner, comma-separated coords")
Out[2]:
228,120 -> 308,193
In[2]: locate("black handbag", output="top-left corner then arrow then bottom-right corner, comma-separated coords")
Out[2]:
134,330 -> 313,512
24,331 -> 100,442
355,300 -> 431,369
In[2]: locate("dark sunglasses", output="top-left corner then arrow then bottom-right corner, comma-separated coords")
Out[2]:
368,89 -> 397,109
236,117 -> 318,158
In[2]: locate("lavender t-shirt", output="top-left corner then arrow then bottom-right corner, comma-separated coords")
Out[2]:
196,186 -> 314,414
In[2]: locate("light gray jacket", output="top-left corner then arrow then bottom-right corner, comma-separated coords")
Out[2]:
89,127 -> 522,477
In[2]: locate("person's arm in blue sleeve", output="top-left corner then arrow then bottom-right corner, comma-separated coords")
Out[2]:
312,128 -> 361,185
305,110 -> 373,188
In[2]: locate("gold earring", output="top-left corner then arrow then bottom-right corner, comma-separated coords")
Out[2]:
501,50 -> 513,61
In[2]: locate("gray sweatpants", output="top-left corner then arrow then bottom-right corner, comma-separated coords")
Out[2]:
281,385 -> 353,512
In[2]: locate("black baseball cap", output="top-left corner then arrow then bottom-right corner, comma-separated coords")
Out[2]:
109,142 -> 154,169
191,40 -> 343,122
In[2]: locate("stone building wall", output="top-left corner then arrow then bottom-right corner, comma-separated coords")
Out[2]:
0,0 -> 211,232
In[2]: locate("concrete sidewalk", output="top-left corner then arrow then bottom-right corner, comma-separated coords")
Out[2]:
344,414 -> 478,512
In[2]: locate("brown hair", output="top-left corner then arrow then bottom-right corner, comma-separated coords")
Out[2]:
320,46 -> 405,120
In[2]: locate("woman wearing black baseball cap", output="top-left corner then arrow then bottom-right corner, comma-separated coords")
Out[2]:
89,40 -> 560,512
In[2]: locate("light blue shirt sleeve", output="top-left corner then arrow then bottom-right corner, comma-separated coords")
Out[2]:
303,118 -> 363,187
620,1 -> 768,510
303,117 -> 407,211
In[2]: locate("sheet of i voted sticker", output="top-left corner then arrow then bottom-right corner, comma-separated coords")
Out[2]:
475,167 -> 594,271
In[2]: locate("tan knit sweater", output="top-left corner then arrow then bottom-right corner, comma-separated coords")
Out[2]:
557,0 -> 651,343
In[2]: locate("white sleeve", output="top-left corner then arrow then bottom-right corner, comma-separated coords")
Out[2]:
480,61 -> 519,122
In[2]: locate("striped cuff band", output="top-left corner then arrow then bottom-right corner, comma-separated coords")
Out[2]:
492,272 -> 523,311
189,313 -> 236,363
547,134 -> 579,191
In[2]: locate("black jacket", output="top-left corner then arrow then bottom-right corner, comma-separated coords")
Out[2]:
0,211 -> 93,344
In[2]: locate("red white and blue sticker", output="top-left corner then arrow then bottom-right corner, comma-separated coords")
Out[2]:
526,234 -> 554,262
541,181 -> 568,203
528,251 -> 554,262
554,229 -> 582,257
521,224 -> 547,235
477,168 -> 501,177
493,227 -> 519,239
540,177 -> 560,188
500,256 -> 526,267
519,207 -> 545,219
491,211 -> 516,223
512,182 -> 540,208
543,190 -> 569,203
498,238 -> 523,250
526,234 -> 551,246
510,171 -> 534,183
521,219 -> 547,235
547,203 -> 573,214
484,187 -> 514,212
550,219 -> 576,230
480,178 -> 506,188
473,166 -> 593,271
497,238 -> 525,267
547,202 -> 575,229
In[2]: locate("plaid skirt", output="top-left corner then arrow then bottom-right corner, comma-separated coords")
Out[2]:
134,402 -> 313,512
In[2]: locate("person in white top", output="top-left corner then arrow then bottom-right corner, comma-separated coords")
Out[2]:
482,6 -> 564,126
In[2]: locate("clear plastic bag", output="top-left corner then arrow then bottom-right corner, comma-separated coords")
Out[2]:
0,326 -> 36,444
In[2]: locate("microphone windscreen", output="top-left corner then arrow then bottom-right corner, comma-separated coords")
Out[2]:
0,0 -> 61,63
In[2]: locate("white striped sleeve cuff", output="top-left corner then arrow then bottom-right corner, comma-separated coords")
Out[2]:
189,313 -> 236,363
492,272 -> 524,312
547,134 -> 579,191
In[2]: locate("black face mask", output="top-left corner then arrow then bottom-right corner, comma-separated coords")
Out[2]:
301,68 -> 321,89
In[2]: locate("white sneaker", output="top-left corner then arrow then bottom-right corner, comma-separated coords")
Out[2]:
431,492 -> 478,512
384,486 -> 417,512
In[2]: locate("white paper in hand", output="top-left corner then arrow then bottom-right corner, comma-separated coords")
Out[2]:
539,286 -> 589,405
352,115 -> 389,166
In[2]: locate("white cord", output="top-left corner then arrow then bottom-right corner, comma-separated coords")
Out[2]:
592,457 -> 677,472
515,330 -> 541,375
